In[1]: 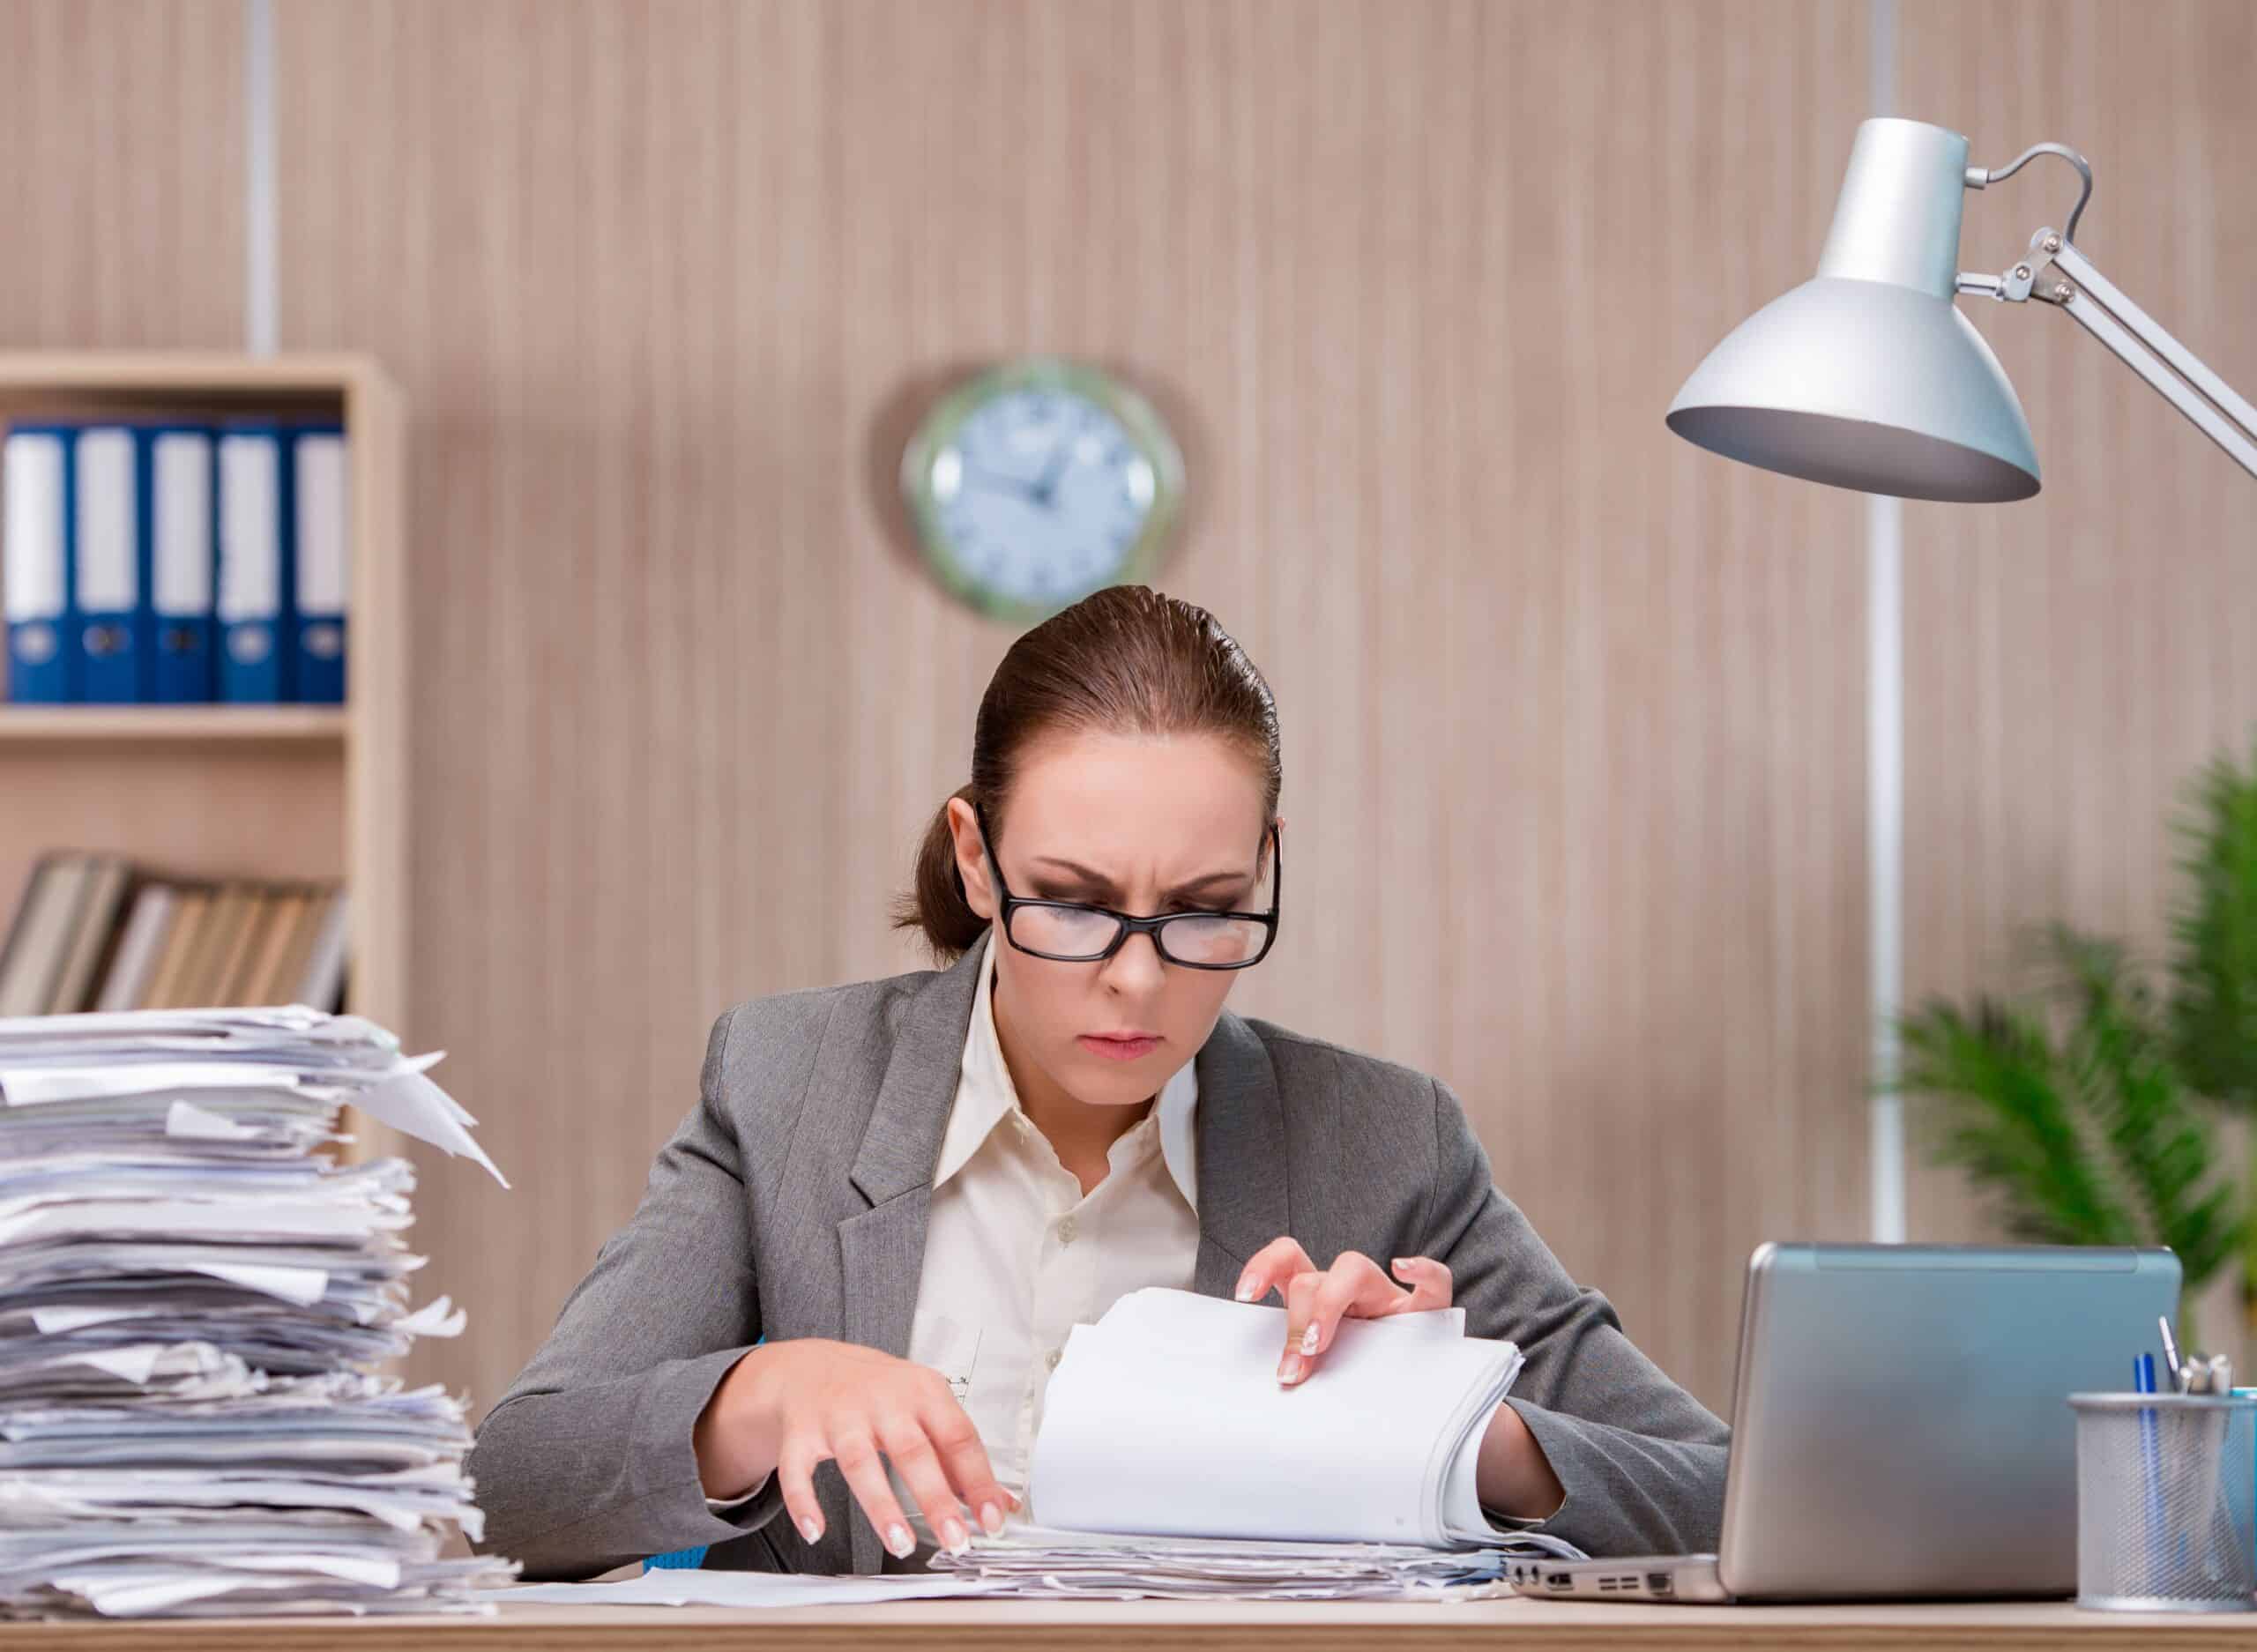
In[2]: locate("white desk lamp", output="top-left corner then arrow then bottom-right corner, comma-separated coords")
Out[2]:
1667,116 -> 2257,499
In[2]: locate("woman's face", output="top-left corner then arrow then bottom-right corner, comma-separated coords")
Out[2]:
946,728 -> 1277,1112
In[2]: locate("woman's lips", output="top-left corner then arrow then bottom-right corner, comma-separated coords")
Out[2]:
1078,1033 -> 1162,1061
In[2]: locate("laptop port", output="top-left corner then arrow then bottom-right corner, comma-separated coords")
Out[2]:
1546,1573 -> 1572,1589
1648,1573 -> 1673,1594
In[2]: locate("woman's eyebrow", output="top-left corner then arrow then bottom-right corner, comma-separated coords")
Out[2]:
1028,856 -> 1255,902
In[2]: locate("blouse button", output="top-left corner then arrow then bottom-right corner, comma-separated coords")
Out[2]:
1058,1216 -> 1078,1245
1046,1348 -> 1062,1371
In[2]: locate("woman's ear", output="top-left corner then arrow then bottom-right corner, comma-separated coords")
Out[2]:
946,796 -> 998,921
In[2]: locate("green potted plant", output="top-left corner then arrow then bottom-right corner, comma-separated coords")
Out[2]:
1892,740 -> 2257,1351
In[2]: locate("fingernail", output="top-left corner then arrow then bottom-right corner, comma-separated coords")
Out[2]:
942,1519 -> 969,1554
980,1501 -> 1005,1536
800,1516 -> 823,1544
1300,1322 -> 1321,1356
887,1523 -> 913,1557
1392,1257 -> 1413,1271
1235,1278 -> 1257,1302
1277,1352 -> 1304,1385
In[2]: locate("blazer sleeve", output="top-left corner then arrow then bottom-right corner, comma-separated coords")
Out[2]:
466,1007 -> 792,1580
1421,1077 -> 1731,1558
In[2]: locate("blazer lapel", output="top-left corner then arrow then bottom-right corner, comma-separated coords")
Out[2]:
1190,1009 -> 1291,1299
836,941 -> 985,1574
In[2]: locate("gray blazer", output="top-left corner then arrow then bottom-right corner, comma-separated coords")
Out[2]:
468,943 -> 1729,1580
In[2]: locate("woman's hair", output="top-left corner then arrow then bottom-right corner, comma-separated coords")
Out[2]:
895,585 -> 1282,961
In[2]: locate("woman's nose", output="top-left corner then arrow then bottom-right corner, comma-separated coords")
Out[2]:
1098,926 -> 1169,992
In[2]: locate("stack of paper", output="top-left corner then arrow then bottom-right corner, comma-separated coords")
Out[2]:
0,1006 -> 512,1619
929,1526 -> 1556,1601
930,1288 -> 1584,1599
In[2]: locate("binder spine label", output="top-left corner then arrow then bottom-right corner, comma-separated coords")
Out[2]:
151,429 -> 218,703
74,428 -> 143,703
4,430 -> 74,703
217,429 -> 291,703
4,434 -> 66,622
292,431 -> 348,704
153,433 -> 214,616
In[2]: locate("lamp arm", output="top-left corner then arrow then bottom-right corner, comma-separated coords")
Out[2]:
1955,139 -> 2257,480
1955,149 -> 2257,480
1963,142 -> 2094,243
2037,237 -> 2257,480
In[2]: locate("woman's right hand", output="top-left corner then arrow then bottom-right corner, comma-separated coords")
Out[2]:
693,1338 -> 1016,1558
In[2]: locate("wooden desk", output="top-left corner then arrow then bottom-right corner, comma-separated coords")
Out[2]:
3,1597 -> 2254,1651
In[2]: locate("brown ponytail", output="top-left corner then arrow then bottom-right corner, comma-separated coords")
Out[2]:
893,585 -> 1282,962
903,783 -> 989,959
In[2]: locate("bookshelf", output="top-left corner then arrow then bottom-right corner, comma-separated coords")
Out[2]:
0,706 -> 348,742
0,353 -> 408,1041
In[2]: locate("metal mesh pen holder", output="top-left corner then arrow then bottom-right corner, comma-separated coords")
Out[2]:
2069,1392 -> 2257,1611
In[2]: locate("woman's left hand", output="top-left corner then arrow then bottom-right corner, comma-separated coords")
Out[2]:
1233,1238 -> 1453,1386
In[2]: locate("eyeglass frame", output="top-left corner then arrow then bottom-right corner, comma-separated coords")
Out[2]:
970,801 -> 1282,970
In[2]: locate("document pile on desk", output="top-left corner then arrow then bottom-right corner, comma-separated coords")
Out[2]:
928,1526 -> 1538,1601
928,1288 -> 1584,1600
0,1006 -> 511,1618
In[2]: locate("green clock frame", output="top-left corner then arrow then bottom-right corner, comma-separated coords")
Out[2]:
899,356 -> 1187,624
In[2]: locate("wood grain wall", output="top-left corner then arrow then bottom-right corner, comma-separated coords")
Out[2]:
0,1 -> 242,347
6,0 -> 2249,1430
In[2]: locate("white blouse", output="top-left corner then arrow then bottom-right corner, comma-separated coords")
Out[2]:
905,928 -> 1202,1514
710,928 -> 1203,1531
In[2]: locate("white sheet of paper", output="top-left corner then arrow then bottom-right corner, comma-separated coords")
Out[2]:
30,1304 -> 167,1334
45,1554 -> 404,1618
505,1572 -> 996,1608
395,1295 -> 467,1337
349,1067 -> 509,1187
0,1199 -> 387,1246
0,1062 -> 310,1105
188,1261 -> 331,1306
1029,1288 -> 1518,1548
165,1100 -> 264,1139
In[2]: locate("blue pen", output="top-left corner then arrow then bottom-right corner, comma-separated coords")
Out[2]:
2136,1353 -> 2165,1584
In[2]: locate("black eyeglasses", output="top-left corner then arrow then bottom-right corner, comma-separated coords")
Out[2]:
972,803 -> 1281,970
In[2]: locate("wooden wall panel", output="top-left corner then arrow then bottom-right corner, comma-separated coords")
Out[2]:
1896,2 -> 2257,1252
0,0 -> 242,349
276,0 -> 1874,1419
7,0 -> 2253,1478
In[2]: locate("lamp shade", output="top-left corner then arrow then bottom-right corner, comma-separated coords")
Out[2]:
1666,118 -> 2042,503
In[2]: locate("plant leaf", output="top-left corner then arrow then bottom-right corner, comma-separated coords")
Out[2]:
1890,993 -> 2136,1248
2168,738 -> 2257,1110
2045,924 -> 2242,1293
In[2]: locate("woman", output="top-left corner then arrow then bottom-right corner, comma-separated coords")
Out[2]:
468,587 -> 1727,1581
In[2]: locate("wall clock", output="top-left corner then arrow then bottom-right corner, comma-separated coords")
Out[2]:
899,357 -> 1185,622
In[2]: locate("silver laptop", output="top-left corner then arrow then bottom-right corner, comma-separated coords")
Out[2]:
1508,1241 -> 2181,1603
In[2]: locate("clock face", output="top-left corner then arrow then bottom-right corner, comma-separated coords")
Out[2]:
902,360 -> 1184,621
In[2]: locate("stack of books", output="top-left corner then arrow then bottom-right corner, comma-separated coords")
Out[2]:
0,856 -> 346,1018
0,1005 -> 510,1618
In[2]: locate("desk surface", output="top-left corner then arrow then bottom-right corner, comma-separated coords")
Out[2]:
3,1597 -> 2255,1651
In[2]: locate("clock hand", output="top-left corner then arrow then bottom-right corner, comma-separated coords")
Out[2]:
959,462 -> 1043,502
1029,435 -> 1076,508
